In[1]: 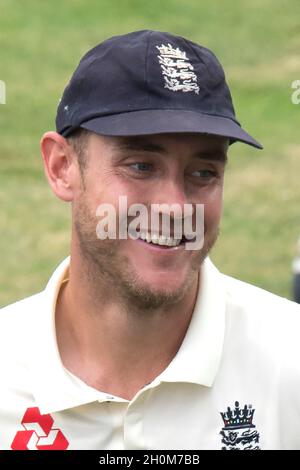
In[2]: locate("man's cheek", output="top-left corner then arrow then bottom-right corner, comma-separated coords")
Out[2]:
204,202 -> 222,230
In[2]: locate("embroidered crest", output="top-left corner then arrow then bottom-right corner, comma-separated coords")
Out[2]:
220,401 -> 260,450
156,43 -> 199,95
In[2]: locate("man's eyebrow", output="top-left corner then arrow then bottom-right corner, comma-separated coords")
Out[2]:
114,139 -> 228,162
115,140 -> 167,154
193,151 -> 228,163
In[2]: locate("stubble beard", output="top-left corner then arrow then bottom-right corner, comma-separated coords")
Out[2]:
74,196 -> 220,312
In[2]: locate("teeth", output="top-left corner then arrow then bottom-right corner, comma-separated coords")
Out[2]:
151,234 -> 159,244
167,237 -> 178,247
158,236 -> 167,246
138,232 -> 181,247
139,232 -> 147,241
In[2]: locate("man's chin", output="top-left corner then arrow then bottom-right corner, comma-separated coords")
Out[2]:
120,273 -> 197,311
123,286 -> 186,311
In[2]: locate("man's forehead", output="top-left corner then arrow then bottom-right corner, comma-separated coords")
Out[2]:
110,133 -> 229,159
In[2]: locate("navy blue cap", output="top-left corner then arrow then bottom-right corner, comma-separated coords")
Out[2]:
56,30 -> 262,149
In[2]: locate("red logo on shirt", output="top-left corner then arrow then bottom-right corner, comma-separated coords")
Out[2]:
11,407 -> 69,450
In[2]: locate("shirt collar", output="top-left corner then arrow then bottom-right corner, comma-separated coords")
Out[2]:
31,256 -> 226,414
31,257 -> 110,414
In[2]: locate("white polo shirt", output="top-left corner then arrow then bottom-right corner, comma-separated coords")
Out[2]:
1,256 -> 300,450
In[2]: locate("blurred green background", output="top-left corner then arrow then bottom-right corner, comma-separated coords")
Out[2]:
1,0 -> 300,306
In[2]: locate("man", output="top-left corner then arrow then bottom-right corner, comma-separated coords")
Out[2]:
1,30 -> 300,451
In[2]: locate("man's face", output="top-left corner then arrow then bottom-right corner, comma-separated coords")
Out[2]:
72,132 -> 228,308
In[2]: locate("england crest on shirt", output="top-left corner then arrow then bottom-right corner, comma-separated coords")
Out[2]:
219,401 -> 260,450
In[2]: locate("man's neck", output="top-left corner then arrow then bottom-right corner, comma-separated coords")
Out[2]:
55,253 -> 200,401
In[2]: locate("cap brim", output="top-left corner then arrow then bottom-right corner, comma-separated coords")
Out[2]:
79,109 -> 263,149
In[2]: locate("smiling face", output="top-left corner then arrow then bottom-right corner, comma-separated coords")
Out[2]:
72,132 -> 228,308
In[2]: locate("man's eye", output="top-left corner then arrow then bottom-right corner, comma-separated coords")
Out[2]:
191,170 -> 217,178
130,162 -> 152,172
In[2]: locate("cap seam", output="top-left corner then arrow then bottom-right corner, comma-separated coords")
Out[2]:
189,42 -> 224,83
145,31 -> 153,107
69,54 -> 103,128
181,37 -> 222,85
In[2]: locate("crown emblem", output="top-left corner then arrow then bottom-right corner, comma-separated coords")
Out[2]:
221,401 -> 255,429
156,43 -> 200,95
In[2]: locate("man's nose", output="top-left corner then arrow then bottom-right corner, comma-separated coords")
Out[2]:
151,178 -> 188,209
150,178 -> 192,219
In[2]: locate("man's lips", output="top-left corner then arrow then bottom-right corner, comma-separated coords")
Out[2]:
128,228 -> 196,246
134,237 -> 185,251
126,232 -> 197,254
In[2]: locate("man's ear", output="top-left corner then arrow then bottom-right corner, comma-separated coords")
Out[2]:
40,131 -> 78,202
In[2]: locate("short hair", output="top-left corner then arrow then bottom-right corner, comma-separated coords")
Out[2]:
66,128 -> 90,172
